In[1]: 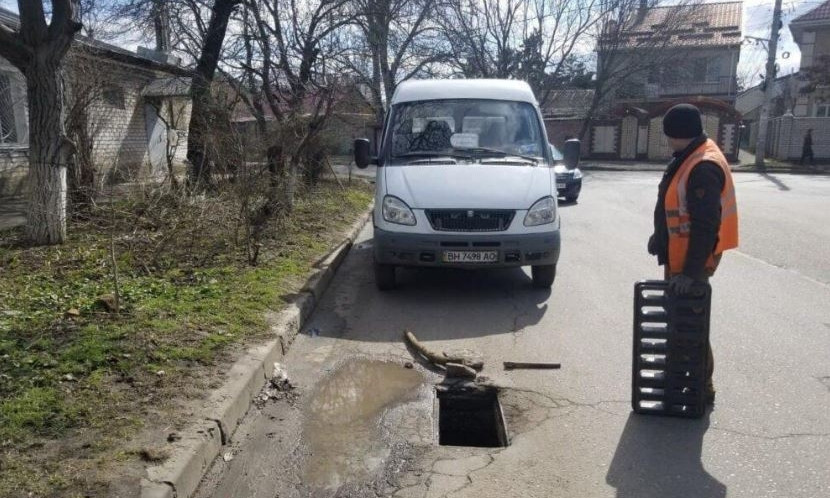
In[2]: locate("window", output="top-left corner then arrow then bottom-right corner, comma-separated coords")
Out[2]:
0,73 -> 18,144
705,57 -> 722,83
815,104 -> 830,118
690,59 -> 707,82
103,85 -> 125,109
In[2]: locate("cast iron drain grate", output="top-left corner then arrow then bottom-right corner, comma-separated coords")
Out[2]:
437,387 -> 509,448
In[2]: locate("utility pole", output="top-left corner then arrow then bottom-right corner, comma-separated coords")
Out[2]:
755,0 -> 783,168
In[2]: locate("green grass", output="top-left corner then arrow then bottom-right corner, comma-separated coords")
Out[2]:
0,180 -> 373,496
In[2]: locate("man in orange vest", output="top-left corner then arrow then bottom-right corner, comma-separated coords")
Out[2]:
648,103 -> 739,404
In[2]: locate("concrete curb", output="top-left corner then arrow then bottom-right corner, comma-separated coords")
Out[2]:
140,204 -> 374,498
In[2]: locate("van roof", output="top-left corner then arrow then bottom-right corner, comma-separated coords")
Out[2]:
391,79 -> 538,105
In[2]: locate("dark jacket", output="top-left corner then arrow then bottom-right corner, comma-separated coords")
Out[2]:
650,134 -> 725,279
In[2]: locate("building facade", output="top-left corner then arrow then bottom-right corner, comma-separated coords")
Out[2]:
585,1 -> 743,161
0,7 -> 191,196
762,0 -> 830,162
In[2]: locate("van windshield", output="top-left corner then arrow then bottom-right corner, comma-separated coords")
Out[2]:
388,99 -> 547,161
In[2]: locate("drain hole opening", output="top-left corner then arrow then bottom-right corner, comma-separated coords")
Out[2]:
437,388 -> 508,448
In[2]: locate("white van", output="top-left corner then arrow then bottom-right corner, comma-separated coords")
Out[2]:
354,79 -> 580,290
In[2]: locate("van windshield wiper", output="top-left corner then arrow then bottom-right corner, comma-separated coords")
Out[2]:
394,151 -> 474,162
457,147 -> 539,163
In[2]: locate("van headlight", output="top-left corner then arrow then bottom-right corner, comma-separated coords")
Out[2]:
524,196 -> 556,226
382,196 -> 417,226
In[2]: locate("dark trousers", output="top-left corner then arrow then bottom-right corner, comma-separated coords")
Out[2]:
800,147 -> 814,165
664,268 -> 714,389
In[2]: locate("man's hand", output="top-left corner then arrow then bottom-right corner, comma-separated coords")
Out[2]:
668,274 -> 695,295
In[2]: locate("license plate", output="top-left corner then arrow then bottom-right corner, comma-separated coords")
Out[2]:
443,251 -> 498,263
556,182 -> 566,189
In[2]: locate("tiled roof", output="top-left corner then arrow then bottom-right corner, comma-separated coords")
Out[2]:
791,0 -> 830,24
605,1 -> 743,49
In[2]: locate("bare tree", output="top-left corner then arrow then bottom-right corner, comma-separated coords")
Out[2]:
345,0 -> 445,124
436,0 -> 604,105
186,0 -> 243,188
0,0 -> 83,245
64,48 -> 108,210
439,0 -> 525,78
232,0 -> 352,200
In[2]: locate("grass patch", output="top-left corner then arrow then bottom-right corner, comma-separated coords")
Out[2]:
0,179 -> 372,496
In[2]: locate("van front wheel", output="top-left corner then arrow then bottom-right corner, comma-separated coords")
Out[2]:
374,261 -> 396,291
531,264 -> 556,289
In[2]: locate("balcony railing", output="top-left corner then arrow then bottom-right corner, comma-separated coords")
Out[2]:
658,78 -> 736,97
618,77 -> 737,100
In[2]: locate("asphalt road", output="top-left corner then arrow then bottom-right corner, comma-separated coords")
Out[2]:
196,171 -> 830,498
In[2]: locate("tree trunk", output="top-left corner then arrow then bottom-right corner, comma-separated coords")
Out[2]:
186,0 -> 240,189
24,59 -> 70,245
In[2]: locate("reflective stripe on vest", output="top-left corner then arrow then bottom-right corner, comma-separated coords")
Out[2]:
664,139 -> 739,275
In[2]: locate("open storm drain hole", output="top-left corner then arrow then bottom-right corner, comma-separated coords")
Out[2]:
437,387 -> 509,448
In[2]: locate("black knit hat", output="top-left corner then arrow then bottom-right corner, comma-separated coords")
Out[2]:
663,104 -> 703,139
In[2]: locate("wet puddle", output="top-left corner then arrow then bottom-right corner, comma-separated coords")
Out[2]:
302,359 -> 424,489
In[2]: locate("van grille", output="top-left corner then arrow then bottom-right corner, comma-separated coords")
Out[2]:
425,209 -> 515,232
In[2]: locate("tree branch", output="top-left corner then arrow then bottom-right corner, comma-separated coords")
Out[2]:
0,23 -> 30,69
49,0 -> 83,43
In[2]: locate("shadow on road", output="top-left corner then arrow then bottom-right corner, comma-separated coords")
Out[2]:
606,412 -> 725,498
759,172 -> 791,191
312,238 -> 552,342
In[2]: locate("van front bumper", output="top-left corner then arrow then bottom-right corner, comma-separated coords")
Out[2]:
373,226 -> 561,268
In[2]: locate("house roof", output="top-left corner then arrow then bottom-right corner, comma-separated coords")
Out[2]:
791,0 -> 830,24
604,1 -> 743,49
541,89 -> 595,119
0,6 -> 187,75
392,79 -> 538,105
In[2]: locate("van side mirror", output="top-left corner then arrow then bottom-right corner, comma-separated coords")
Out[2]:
353,138 -> 375,169
563,139 -> 581,170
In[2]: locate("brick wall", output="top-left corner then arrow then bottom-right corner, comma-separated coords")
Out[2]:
767,115 -> 830,160
544,118 -> 590,156
0,146 -> 27,196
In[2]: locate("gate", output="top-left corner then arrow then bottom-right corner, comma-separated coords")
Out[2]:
620,115 -> 638,159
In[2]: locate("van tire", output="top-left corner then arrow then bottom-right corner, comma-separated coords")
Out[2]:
531,264 -> 556,288
374,261 -> 396,290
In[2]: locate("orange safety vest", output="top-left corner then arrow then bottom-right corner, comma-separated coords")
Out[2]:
665,139 -> 738,276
